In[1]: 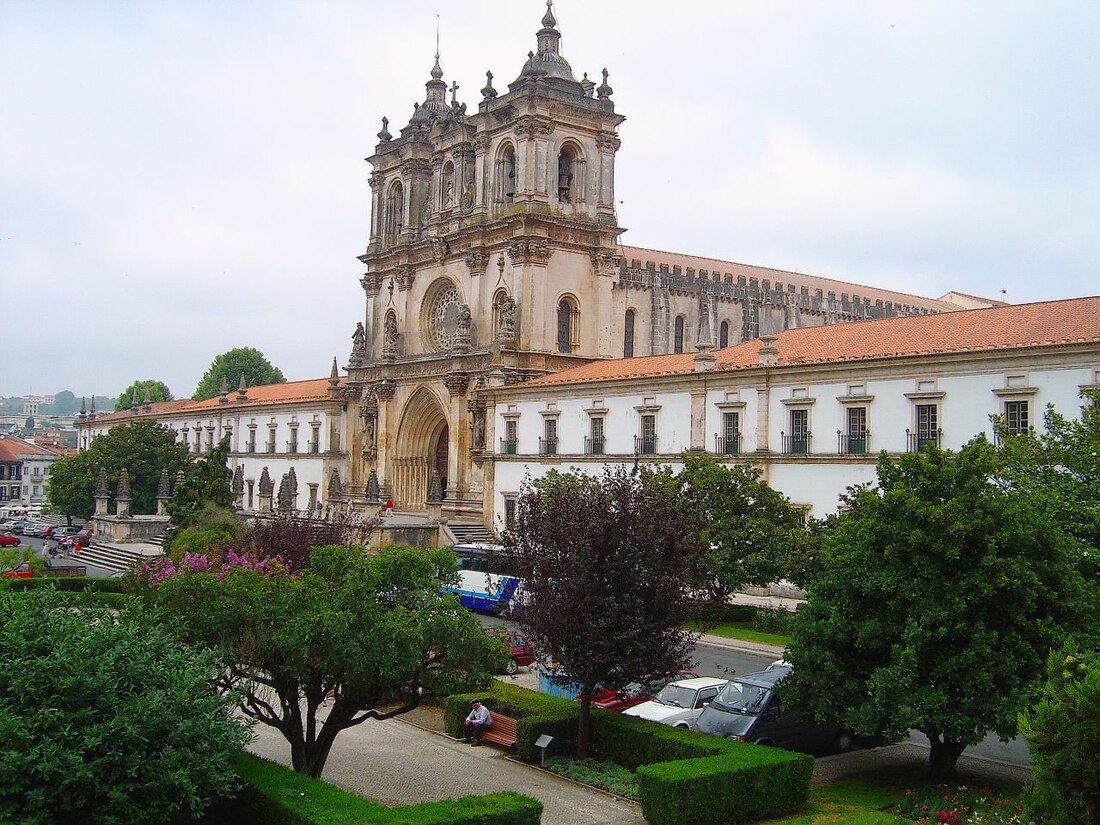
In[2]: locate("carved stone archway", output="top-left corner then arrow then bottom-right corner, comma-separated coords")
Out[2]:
392,386 -> 449,510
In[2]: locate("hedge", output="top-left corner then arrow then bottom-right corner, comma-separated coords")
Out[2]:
3,577 -> 123,593
591,711 -> 734,769
637,748 -> 813,825
444,684 -> 579,760
204,753 -> 542,825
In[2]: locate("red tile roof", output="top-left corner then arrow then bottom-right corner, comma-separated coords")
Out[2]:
85,377 -> 346,425
0,435 -> 59,462
518,296 -> 1100,388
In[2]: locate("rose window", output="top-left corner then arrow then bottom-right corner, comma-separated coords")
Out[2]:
429,285 -> 463,350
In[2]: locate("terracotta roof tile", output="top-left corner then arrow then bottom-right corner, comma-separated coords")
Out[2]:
0,435 -> 59,462
619,245 -> 958,312
85,377 -> 345,425
519,296 -> 1100,388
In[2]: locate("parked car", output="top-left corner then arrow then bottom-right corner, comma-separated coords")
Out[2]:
0,534 -> 22,547
61,526 -> 94,547
621,676 -> 730,729
584,670 -> 702,711
8,521 -> 36,535
695,666 -> 852,754
52,526 -> 82,539
485,627 -> 535,675
29,524 -> 55,539
2,561 -> 33,579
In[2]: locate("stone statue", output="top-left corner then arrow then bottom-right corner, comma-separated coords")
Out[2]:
497,294 -> 517,340
350,322 -> 366,365
460,178 -> 474,210
362,412 -> 376,455
444,179 -> 455,208
471,408 -> 485,450
382,313 -> 399,360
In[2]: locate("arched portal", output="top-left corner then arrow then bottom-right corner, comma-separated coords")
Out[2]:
393,386 -> 449,510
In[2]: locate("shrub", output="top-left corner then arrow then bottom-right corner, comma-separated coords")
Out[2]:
751,605 -> 798,635
691,602 -> 758,625
544,757 -> 639,800
592,711 -> 734,769
2,576 -> 122,593
165,503 -> 246,557
637,746 -> 813,825
205,753 -> 543,825
0,588 -> 250,824
444,684 -> 580,759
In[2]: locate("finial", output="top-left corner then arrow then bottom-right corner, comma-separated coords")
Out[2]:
238,373 -> 246,393
377,116 -> 392,142
450,80 -> 460,106
481,70 -> 497,100
542,0 -> 557,28
143,385 -> 151,404
330,357 -> 339,381
431,16 -> 443,79
597,68 -> 613,99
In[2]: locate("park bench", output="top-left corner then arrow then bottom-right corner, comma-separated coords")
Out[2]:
479,713 -> 518,751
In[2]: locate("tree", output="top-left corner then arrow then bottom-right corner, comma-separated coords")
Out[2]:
113,379 -> 173,411
1020,642 -> 1100,825
193,347 -> 286,401
505,466 -> 713,758
142,544 -> 501,778
678,452 -> 811,597
0,588 -> 250,824
166,434 -> 234,531
46,420 -> 191,520
781,438 -> 1099,778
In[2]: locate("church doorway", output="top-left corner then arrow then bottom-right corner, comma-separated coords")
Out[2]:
393,387 -> 449,510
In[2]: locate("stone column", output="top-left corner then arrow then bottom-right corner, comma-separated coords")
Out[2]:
258,467 -> 273,513
94,467 -> 109,516
156,469 -> 172,516
374,380 -> 397,498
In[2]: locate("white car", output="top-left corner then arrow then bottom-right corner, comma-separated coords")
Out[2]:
621,677 -> 729,729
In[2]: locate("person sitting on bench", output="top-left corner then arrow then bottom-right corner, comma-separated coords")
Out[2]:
462,699 -> 493,746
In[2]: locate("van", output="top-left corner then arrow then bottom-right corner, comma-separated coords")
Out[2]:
694,666 -> 852,754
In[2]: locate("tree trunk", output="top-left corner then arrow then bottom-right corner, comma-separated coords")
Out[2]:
577,689 -> 593,759
927,734 -> 966,779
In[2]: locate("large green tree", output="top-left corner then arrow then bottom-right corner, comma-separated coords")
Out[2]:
781,438 -> 1098,777
193,347 -> 286,401
1020,642 -> 1100,825
113,379 -> 173,411
0,588 -> 250,824
678,452 -> 811,597
506,466 -> 713,758
144,544 -> 501,778
46,420 -> 191,520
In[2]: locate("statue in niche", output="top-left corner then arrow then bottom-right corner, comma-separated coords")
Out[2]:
497,294 -> 517,340
350,322 -> 366,363
471,408 -> 485,450
384,314 -> 399,346
444,179 -> 455,208
460,178 -> 474,210
361,412 -> 376,455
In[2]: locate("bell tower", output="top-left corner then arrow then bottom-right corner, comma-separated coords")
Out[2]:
346,1 -> 625,520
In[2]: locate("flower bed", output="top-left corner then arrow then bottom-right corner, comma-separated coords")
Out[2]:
543,757 -> 639,800
894,785 -> 1023,825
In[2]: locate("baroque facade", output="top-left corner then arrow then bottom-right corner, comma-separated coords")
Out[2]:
343,2 -> 967,520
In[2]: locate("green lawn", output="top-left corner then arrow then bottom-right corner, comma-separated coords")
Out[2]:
773,780 -> 901,824
688,620 -> 791,648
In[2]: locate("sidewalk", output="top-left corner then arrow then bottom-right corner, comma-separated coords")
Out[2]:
247,708 -> 645,825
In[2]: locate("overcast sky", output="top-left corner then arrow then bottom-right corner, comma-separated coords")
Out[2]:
2,0 -> 1098,399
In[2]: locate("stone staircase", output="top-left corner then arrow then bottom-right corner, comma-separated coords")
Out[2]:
446,522 -> 497,546
73,541 -> 162,575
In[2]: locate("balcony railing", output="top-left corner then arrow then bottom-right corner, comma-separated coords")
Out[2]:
308,441 -> 320,454
781,432 -> 812,455
499,437 -> 518,456
539,437 -> 558,456
265,442 -> 276,453
287,442 -> 298,454
584,437 -> 605,456
906,429 -> 942,453
837,430 -> 870,455
715,433 -> 742,456
247,443 -> 256,454
634,435 -> 658,456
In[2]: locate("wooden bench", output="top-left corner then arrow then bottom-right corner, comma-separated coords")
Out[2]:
479,713 -> 518,751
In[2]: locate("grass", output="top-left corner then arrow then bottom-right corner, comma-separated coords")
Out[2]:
543,757 -> 639,800
688,620 -> 792,648
772,780 -> 902,824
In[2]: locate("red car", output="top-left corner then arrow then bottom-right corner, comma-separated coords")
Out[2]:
2,561 -> 32,579
587,670 -> 702,711
30,524 -> 55,539
485,628 -> 536,675
0,534 -> 21,547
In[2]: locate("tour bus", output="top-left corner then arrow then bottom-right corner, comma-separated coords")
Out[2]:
441,543 -> 525,616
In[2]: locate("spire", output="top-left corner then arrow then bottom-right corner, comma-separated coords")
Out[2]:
407,23 -> 450,126
328,357 -> 341,398
535,0 -> 565,61
542,0 -> 557,29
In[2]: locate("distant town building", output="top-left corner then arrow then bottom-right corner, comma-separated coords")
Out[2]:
0,435 -> 63,505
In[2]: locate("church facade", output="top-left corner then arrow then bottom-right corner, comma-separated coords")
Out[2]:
341,2 -> 964,522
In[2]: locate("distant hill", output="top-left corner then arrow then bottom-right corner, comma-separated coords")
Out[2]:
0,392 -> 117,417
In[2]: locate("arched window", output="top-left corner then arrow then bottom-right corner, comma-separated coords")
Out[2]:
441,160 -> 456,209
719,320 -> 729,349
498,144 -> 516,203
624,309 -> 635,358
673,315 -> 685,353
557,296 -> 579,354
385,180 -> 404,239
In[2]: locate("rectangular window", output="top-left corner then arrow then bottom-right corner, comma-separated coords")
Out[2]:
542,419 -> 558,456
1005,400 -> 1029,436
787,409 -> 809,454
638,414 -> 657,455
288,427 -> 299,454
502,420 -> 518,455
913,404 -> 939,451
504,498 -> 517,532
588,417 -> 605,455
247,428 -> 257,453
206,429 -> 214,451
721,412 -> 740,455
247,480 -> 255,510
267,427 -> 277,453
310,425 -> 321,453
845,407 -> 867,455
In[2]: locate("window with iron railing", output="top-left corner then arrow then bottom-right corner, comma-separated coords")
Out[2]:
839,407 -> 868,455
586,417 -> 606,455
500,437 -> 518,455
717,411 -> 741,455
539,437 -> 558,456
309,426 -> 321,453
783,409 -> 810,454
635,414 -> 658,455
908,404 -> 940,452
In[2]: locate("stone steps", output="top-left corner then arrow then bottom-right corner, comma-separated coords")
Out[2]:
72,542 -> 162,575
447,522 -> 496,545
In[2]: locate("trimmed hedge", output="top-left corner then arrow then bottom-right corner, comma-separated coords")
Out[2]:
3,577 -> 123,593
591,711 -> 734,769
691,603 -> 758,625
637,747 -> 813,825
444,684 -> 579,759
205,753 -> 542,825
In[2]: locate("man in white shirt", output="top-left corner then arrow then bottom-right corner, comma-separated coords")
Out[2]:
463,699 -> 493,746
